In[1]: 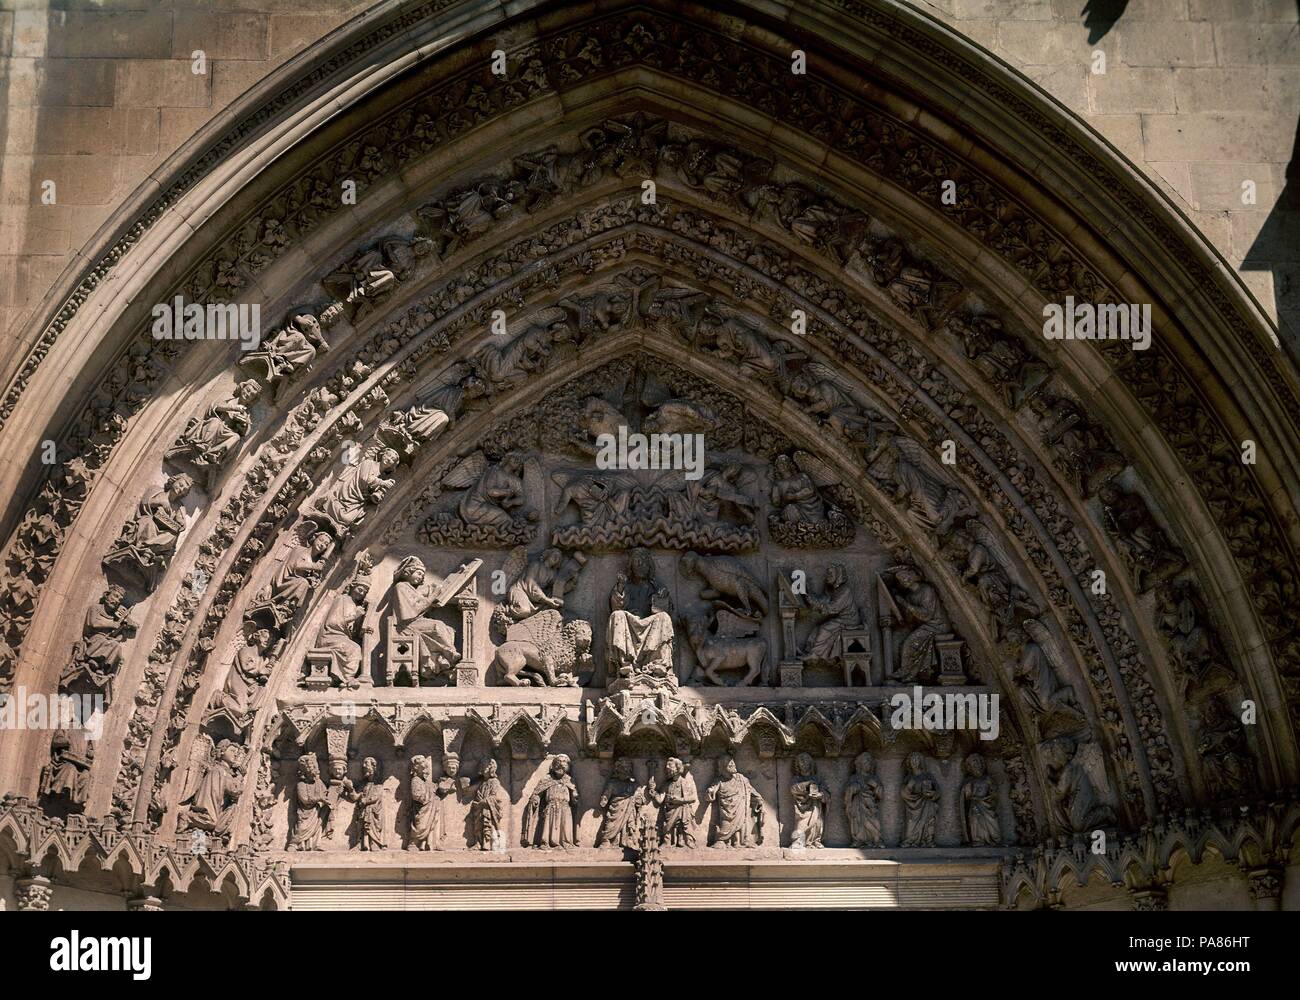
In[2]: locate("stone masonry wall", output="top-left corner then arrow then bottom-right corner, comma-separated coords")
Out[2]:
0,0 -> 1296,367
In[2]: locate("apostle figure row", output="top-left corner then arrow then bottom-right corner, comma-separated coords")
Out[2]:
287,750 -> 1000,851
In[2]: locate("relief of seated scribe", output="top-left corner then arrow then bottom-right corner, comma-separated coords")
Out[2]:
606,547 -> 676,690
384,555 -> 479,685
798,563 -> 864,672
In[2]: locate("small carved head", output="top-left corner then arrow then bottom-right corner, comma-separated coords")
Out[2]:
396,556 -> 426,586
964,753 -> 986,778
853,751 -> 875,776
443,753 -> 460,778
167,473 -> 194,501
893,566 -> 921,589
362,756 -> 379,780
612,758 -> 633,781
550,754 -> 571,778
311,531 -> 333,556
773,454 -> 795,478
480,759 -> 498,780
905,751 -> 925,776
722,757 -> 738,777
410,755 -> 430,779
104,584 -> 126,608
378,448 -> 400,472
825,563 -> 848,589
794,752 -> 816,778
236,380 -> 263,405
628,547 -> 654,581
250,627 -> 273,652
298,754 -> 320,781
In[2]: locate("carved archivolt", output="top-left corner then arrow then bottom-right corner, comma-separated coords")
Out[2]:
0,0 -> 1294,907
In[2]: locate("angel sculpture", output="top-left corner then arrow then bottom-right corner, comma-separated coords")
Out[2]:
785,363 -> 880,455
574,396 -> 633,455
176,735 -> 245,838
204,627 -> 278,732
551,470 -> 636,526
308,445 -> 400,536
420,451 -> 538,546
1040,737 -> 1116,833
493,546 -> 584,626
868,433 -> 970,537
452,451 -> 535,531
489,547 -> 590,687
945,519 -> 1037,637
768,452 -> 854,547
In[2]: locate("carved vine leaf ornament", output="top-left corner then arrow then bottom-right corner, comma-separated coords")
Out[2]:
0,10 -> 1282,894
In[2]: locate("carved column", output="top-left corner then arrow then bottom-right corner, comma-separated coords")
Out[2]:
15,874 -> 54,911
1245,867 -> 1283,912
457,586 -> 480,687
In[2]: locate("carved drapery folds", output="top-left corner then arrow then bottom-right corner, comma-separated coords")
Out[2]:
0,0 -> 1292,913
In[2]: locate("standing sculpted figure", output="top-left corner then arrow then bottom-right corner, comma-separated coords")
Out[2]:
790,752 -> 829,848
652,757 -> 698,848
344,757 -> 388,851
471,759 -> 508,850
595,759 -> 642,849
900,752 -> 940,847
844,751 -> 884,847
287,754 -> 329,851
707,757 -> 763,848
960,754 -> 1000,847
522,754 -> 581,848
407,755 -> 439,851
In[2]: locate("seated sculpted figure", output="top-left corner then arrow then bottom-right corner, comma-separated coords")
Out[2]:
239,312 -> 328,386
800,563 -> 863,669
606,547 -> 675,688
313,564 -> 373,688
309,446 -> 399,536
103,474 -> 193,584
387,556 -> 463,683
166,380 -> 261,472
